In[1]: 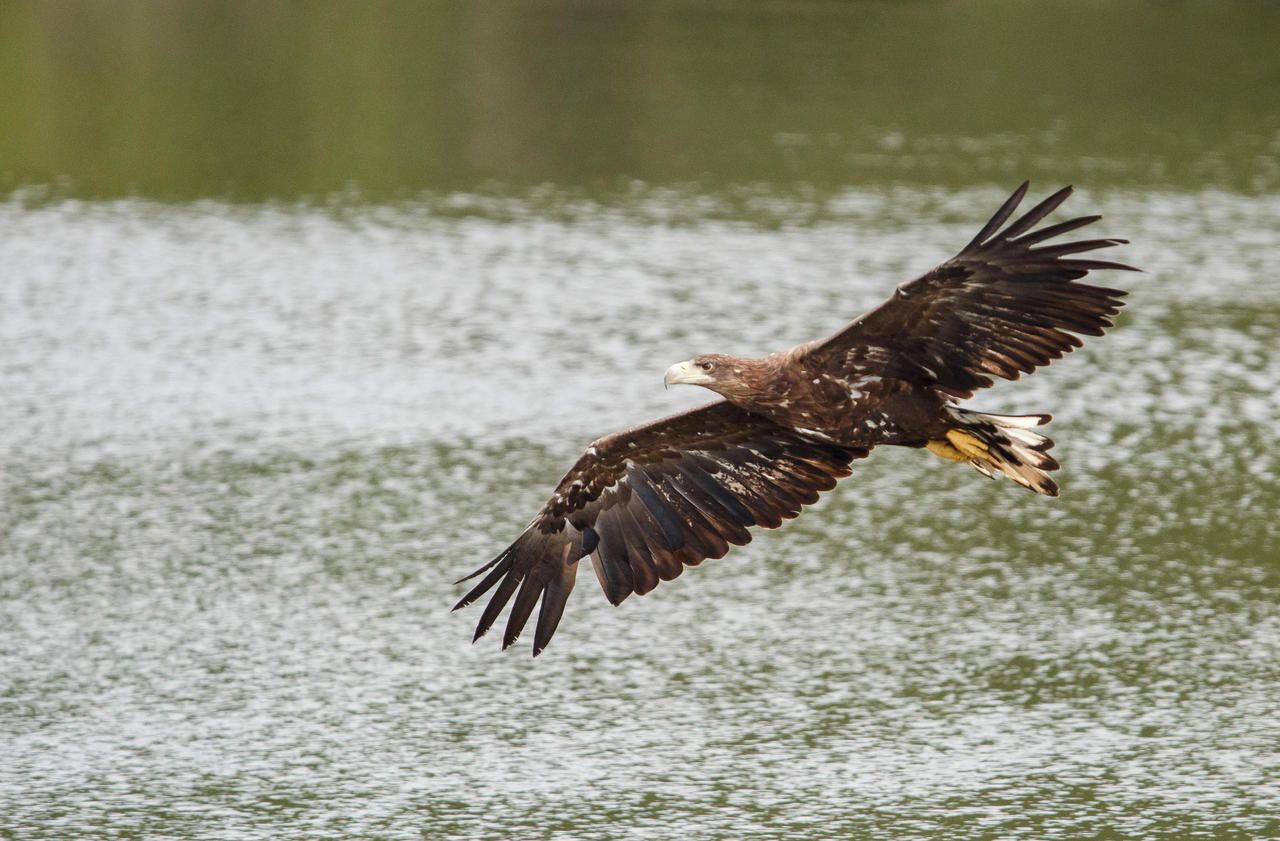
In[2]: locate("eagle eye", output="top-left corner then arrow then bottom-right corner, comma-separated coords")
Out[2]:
700,361 -> 715,372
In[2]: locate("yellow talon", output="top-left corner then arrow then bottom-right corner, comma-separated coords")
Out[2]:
945,429 -> 990,461
926,439 -> 967,462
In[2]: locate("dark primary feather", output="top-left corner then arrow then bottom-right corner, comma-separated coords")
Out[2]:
453,401 -> 867,655
805,183 -> 1138,398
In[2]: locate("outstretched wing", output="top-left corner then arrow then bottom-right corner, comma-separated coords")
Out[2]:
453,401 -> 867,655
803,183 -> 1138,399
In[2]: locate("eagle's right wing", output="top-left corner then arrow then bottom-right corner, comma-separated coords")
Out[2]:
453,400 -> 867,655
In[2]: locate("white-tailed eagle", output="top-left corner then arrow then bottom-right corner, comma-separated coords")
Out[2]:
454,183 -> 1135,655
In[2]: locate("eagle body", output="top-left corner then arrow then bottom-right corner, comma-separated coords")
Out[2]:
455,184 -> 1136,655
701,348 -> 948,449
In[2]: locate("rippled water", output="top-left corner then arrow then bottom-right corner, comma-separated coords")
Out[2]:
3,186 -> 1278,839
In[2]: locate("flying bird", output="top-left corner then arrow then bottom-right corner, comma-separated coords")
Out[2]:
454,183 -> 1136,655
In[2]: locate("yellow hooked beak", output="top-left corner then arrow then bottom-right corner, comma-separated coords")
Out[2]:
664,360 -> 713,389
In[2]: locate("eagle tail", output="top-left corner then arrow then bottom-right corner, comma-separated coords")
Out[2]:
927,407 -> 1060,496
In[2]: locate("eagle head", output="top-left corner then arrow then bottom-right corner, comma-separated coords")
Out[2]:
664,353 -> 750,398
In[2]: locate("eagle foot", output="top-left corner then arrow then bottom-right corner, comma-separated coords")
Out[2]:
926,438 -> 968,462
945,429 -> 991,461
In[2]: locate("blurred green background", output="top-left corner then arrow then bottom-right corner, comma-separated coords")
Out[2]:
2,0 -> 1278,202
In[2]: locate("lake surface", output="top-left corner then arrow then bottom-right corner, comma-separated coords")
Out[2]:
2,2 -> 1278,840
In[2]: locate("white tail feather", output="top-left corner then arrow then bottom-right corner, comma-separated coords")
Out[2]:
942,407 -> 1060,496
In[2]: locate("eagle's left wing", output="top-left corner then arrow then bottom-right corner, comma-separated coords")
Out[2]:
801,183 -> 1137,399
453,400 -> 867,655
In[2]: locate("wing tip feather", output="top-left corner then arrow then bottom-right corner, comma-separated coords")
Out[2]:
967,181 -> 1030,249
454,544 -> 514,585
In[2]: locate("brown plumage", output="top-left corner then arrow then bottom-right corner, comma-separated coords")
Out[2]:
454,183 -> 1136,655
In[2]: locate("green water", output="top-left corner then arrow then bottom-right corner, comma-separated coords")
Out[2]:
2,2 -> 1278,840
3,0 -> 1280,201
